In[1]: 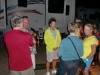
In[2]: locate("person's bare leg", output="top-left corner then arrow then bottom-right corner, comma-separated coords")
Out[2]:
46,61 -> 50,72
52,59 -> 57,70
84,70 -> 89,75
91,62 -> 95,68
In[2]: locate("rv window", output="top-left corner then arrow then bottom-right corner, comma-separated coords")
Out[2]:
66,5 -> 69,15
28,0 -> 45,4
89,14 -> 96,20
48,0 -> 64,13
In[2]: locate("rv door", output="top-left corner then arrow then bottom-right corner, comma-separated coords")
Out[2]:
46,0 -> 65,27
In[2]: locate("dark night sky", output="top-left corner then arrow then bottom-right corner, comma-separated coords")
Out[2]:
76,0 -> 100,8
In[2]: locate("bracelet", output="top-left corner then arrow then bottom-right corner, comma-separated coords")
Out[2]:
86,58 -> 89,61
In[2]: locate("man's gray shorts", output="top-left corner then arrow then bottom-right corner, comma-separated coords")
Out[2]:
46,51 -> 59,62
10,67 -> 35,75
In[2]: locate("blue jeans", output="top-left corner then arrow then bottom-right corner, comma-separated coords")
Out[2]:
56,59 -> 80,75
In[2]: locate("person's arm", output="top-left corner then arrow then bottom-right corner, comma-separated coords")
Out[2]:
87,44 -> 97,60
79,42 -> 84,57
57,40 -> 65,57
58,30 -> 61,47
55,30 -> 61,51
29,35 -> 34,47
35,34 -> 39,45
44,31 -> 54,50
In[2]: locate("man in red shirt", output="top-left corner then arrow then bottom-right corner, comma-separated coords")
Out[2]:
4,15 -> 35,75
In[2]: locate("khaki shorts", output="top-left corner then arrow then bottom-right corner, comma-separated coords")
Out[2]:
10,67 -> 35,75
46,51 -> 59,62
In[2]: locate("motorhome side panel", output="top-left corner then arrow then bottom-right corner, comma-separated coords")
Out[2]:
7,0 -> 46,30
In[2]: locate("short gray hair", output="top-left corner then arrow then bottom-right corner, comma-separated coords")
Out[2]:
68,22 -> 78,32
11,15 -> 23,27
85,23 -> 94,31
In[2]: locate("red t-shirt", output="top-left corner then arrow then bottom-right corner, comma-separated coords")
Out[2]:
4,30 -> 34,71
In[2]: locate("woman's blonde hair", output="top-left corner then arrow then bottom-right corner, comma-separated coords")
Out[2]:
68,22 -> 78,32
84,23 -> 94,31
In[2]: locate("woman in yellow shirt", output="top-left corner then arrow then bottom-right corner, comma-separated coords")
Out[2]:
81,23 -> 98,75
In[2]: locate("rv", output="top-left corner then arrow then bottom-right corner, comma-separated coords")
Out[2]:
0,0 -> 75,34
